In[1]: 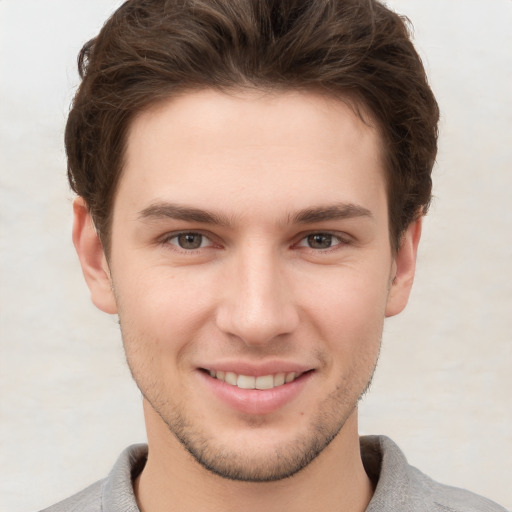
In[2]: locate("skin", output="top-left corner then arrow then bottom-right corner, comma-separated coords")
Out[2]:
73,89 -> 421,512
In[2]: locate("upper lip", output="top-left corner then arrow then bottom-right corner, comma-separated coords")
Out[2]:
198,361 -> 315,376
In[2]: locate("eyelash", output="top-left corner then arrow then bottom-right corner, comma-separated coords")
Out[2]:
160,230 -> 351,254
295,231 -> 350,251
160,231 -> 216,252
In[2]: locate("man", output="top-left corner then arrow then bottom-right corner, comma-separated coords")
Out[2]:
42,0 -> 507,511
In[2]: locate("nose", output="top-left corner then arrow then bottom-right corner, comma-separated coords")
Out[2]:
215,246 -> 300,347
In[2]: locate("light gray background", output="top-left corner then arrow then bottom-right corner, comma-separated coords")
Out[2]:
0,1 -> 511,510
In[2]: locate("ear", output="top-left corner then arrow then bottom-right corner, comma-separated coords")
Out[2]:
72,197 -> 117,314
385,218 -> 422,317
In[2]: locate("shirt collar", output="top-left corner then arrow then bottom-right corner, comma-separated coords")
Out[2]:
101,436 -> 432,512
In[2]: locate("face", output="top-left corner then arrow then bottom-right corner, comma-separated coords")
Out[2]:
75,89 -> 419,481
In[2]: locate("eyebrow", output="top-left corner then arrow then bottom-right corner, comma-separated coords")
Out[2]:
138,203 -> 233,226
290,203 -> 373,224
137,202 -> 373,226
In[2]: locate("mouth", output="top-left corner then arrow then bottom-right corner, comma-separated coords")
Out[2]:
204,369 -> 306,390
199,366 -> 314,415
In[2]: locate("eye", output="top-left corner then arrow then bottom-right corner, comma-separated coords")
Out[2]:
297,233 -> 346,250
167,232 -> 211,250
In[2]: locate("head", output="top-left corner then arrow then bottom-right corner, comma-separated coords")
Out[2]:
69,0 -> 438,484
66,0 -> 438,257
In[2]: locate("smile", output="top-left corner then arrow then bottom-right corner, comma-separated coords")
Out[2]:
207,370 -> 304,390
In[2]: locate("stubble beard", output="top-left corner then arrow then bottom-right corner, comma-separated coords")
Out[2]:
124,350 -> 379,483
154,385 -> 369,482
117,291 -> 381,483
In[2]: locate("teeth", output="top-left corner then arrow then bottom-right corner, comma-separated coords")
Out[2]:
225,372 -> 237,386
208,370 -> 301,389
237,375 -> 255,389
255,375 -> 274,390
285,372 -> 296,383
274,373 -> 285,386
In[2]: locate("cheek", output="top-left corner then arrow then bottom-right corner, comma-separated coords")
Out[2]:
300,267 -> 389,369
113,266 -> 217,349
303,264 -> 390,326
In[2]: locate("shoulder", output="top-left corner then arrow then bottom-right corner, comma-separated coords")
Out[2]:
361,436 -> 509,512
409,464 -> 509,512
38,480 -> 104,512
38,444 -> 147,512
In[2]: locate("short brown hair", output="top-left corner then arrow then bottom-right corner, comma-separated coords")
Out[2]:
65,0 -> 439,252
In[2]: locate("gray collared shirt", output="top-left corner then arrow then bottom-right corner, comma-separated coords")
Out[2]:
40,436 -> 508,512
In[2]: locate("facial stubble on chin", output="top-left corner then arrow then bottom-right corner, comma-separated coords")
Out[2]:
157,382 -> 374,483
121,331 -> 381,483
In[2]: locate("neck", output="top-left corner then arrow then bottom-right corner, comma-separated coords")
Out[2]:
135,404 -> 373,512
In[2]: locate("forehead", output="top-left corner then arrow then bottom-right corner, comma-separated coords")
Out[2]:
116,88 -> 387,224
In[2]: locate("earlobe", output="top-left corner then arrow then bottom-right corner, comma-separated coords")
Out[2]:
385,218 -> 422,318
72,197 -> 118,314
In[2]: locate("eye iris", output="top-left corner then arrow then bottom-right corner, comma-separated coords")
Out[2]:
178,233 -> 203,249
308,234 -> 332,249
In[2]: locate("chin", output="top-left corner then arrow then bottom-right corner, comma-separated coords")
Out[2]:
153,396 -> 353,482
175,429 -> 340,482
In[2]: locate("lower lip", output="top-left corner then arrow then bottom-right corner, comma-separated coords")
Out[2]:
198,370 -> 313,415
